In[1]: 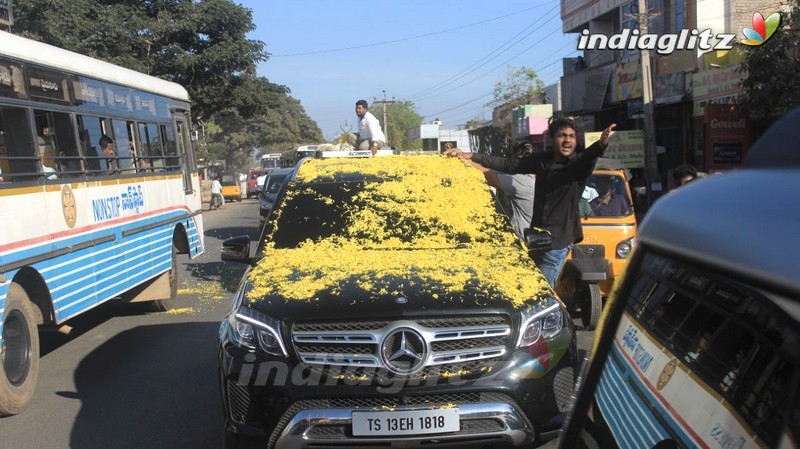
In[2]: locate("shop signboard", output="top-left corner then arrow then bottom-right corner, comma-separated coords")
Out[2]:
692,63 -> 745,116
586,129 -> 644,168
704,104 -> 752,170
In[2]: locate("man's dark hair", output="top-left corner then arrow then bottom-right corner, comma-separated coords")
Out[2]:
547,115 -> 579,138
356,99 -> 369,109
673,164 -> 697,181
99,134 -> 114,148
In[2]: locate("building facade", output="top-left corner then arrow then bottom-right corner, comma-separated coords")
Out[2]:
559,0 -> 782,190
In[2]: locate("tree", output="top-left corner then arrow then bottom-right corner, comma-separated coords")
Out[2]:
381,101 -> 423,151
464,117 -> 491,129
739,4 -> 800,123
11,0 -> 283,121
202,95 -> 325,171
485,66 -> 545,138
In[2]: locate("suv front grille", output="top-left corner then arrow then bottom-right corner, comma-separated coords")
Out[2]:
291,315 -> 513,379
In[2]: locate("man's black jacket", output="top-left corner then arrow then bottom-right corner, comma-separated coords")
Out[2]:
471,140 -> 606,250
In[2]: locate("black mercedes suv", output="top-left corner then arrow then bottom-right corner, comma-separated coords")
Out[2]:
217,154 -> 578,448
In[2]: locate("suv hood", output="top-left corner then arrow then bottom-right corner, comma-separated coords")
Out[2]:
244,246 -> 551,321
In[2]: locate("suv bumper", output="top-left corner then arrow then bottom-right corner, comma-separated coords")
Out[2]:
219,345 -> 576,449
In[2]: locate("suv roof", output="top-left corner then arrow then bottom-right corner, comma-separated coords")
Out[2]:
265,167 -> 295,177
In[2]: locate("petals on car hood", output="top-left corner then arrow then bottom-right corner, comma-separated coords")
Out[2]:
246,246 -> 551,309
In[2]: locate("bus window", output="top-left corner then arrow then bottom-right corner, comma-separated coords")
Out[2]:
148,123 -> 164,166
33,110 -> 59,178
111,119 -> 133,173
673,303 -> 724,364
34,109 -> 81,178
175,117 -> 194,193
0,105 -> 37,182
77,115 -> 113,175
140,122 -> 165,170
161,124 -> 179,171
136,122 -> 151,171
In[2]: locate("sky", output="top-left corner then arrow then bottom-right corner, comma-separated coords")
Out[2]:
234,0 -> 580,141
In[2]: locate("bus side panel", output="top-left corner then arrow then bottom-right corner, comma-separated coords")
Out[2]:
595,313 -> 762,449
0,176 -> 202,327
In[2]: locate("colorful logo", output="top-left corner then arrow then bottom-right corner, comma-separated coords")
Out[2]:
741,11 -> 782,46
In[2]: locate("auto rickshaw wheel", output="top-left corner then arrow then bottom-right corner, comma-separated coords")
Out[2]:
576,282 -> 602,331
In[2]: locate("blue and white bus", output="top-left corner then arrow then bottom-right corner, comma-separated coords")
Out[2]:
0,31 -> 204,415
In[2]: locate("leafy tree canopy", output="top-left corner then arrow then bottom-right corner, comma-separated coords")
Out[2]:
739,3 -> 800,122
486,66 -> 545,139
198,94 -> 325,171
381,101 -> 423,151
486,66 -> 545,110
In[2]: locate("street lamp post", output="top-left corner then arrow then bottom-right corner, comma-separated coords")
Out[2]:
373,90 -> 396,145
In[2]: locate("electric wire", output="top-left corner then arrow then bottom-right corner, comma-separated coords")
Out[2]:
270,5 -> 549,57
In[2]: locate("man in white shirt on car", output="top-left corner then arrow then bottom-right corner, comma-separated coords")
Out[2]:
347,99 -> 386,155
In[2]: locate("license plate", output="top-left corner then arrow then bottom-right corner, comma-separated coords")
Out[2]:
352,408 -> 459,436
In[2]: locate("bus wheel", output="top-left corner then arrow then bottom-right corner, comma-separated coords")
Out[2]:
0,283 -> 40,416
151,246 -> 178,312
577,283 -> 602,331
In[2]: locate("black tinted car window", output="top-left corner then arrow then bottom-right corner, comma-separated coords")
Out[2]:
269,181 -> 359,248
266,177 -> 515,250
266,175 -> 287,193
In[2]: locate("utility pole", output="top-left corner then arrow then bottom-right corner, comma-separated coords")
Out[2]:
637,0 -> 661,206
373,90 -> 396,144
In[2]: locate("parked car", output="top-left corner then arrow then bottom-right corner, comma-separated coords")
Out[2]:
555,158 -> 637,331
557,109 -> 800,449
218,154 -> 578,449
257,167 -> 295,224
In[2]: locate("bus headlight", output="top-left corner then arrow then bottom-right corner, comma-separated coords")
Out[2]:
616,237 -> 634,259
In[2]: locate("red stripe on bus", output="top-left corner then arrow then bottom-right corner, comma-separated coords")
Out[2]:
0,205 -> 195,253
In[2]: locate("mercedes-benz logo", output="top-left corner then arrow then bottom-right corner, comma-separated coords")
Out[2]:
381,328 -> 427,374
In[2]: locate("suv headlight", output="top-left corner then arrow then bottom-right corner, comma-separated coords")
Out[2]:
229,306 -> 288,357
616,237 -> 634,259
517,297 -> 564,347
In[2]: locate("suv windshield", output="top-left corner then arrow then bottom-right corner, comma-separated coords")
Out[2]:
265,157 -> 518,250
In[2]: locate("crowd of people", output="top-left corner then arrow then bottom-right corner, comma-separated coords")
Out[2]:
445,116 -> 616,288
441,114 -> 708,289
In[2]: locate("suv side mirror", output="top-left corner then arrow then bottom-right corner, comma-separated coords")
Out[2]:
524,227 -> 552,256
221,235 -> 252,264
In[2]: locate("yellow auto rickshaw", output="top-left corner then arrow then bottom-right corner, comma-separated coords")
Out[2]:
556,158 -> 637,330
220,171 -> 243,202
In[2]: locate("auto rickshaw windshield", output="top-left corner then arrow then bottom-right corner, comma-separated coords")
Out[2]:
581,173 -> 633,217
